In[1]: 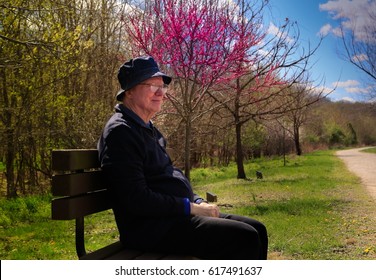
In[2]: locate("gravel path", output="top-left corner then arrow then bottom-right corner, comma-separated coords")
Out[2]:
336,147 -> 376,200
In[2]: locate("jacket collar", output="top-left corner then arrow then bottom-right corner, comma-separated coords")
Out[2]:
115,104 -> 152,129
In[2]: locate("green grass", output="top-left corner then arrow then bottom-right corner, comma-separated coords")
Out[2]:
360,147 -> 376,154
1,150 -> 375,259
192,151 -> 376,259
0,195 -> 118,260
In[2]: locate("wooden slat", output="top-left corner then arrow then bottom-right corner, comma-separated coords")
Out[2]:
79,242 -> 142,260
52,149 -> 99,171
52,171 -> 105,196
106,249 -> 145,260
51,190 -> 111,220
83,243 -> 196,260
133,252 -> 196,260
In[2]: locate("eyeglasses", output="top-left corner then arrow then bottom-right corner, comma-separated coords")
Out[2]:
139,83 -> 169,95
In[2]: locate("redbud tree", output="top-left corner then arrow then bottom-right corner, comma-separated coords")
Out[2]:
123,0 -> 274,178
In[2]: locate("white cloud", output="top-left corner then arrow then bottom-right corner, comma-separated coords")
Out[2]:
319,0 -> 376,42
331,27 -> 343,37
314,85 -> 334,95
333,80 -> 359,88
331,80 -> 370,96
345,87 -> 370,94
318,24 -> 343,38
267,23 -> 280,36
256,49 -> 269,57
318,24 -> 332,37
267,22 -> 294,44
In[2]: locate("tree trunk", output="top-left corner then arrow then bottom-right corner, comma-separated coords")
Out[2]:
235,121 -> 246,179
5,128 -> 17,198
184,118 -> 192,181
234,80 -> 246,179
1,66 -> 17,198
294,125 -> 302,156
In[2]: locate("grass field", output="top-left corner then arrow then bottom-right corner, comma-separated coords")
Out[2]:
0,150 -> 375,260
360,147 -> 376,154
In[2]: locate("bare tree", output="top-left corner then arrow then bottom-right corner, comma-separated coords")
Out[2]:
278,83 -> 328,156
340,9 -> 376,101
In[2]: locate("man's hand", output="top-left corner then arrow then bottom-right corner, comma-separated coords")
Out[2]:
190,202 -> 220,217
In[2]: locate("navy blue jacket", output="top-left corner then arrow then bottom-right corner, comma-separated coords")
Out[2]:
98,104 -> 199,249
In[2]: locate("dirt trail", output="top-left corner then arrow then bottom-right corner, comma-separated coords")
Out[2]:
336,147 -> 376,200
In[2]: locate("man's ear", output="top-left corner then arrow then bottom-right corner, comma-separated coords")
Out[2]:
124,90 -> 132,99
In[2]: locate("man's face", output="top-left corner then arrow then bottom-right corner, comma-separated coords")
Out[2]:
125,77 -> 167,122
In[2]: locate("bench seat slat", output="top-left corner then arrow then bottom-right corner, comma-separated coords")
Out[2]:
52,171 -> 105,196
105,249 -> 146,260
80,242 -> 195,260
80,242 -> 143,260
132,252 -> 196,260
51,190 -> 111,220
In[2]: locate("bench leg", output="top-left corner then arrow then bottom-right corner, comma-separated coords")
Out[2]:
76,217 -> 86,258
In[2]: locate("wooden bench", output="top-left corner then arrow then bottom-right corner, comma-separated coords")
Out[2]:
51,149 -> 201,260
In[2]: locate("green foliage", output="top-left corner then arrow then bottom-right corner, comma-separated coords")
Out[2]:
321,118 -> 355,148
329,127 -> 346,146
242,123 -> 266,157
347,123 -> 358,145
0,0 -> 122,197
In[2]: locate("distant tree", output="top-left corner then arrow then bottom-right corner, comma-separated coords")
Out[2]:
279,82 -> 329,156
303,100 -> 376,149
0,0 -> 65,197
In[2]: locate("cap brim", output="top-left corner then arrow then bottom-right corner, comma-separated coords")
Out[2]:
151,72 -> 172,85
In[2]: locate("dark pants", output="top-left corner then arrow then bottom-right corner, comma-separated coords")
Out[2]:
155,213 -> 268,260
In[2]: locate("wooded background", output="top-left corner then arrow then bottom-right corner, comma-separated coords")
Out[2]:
1,0 -> 375,198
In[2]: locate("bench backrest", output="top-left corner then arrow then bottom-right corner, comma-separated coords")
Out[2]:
51,149 -> 111,220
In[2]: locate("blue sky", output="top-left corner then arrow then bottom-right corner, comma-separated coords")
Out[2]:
266,0 -> 375,102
